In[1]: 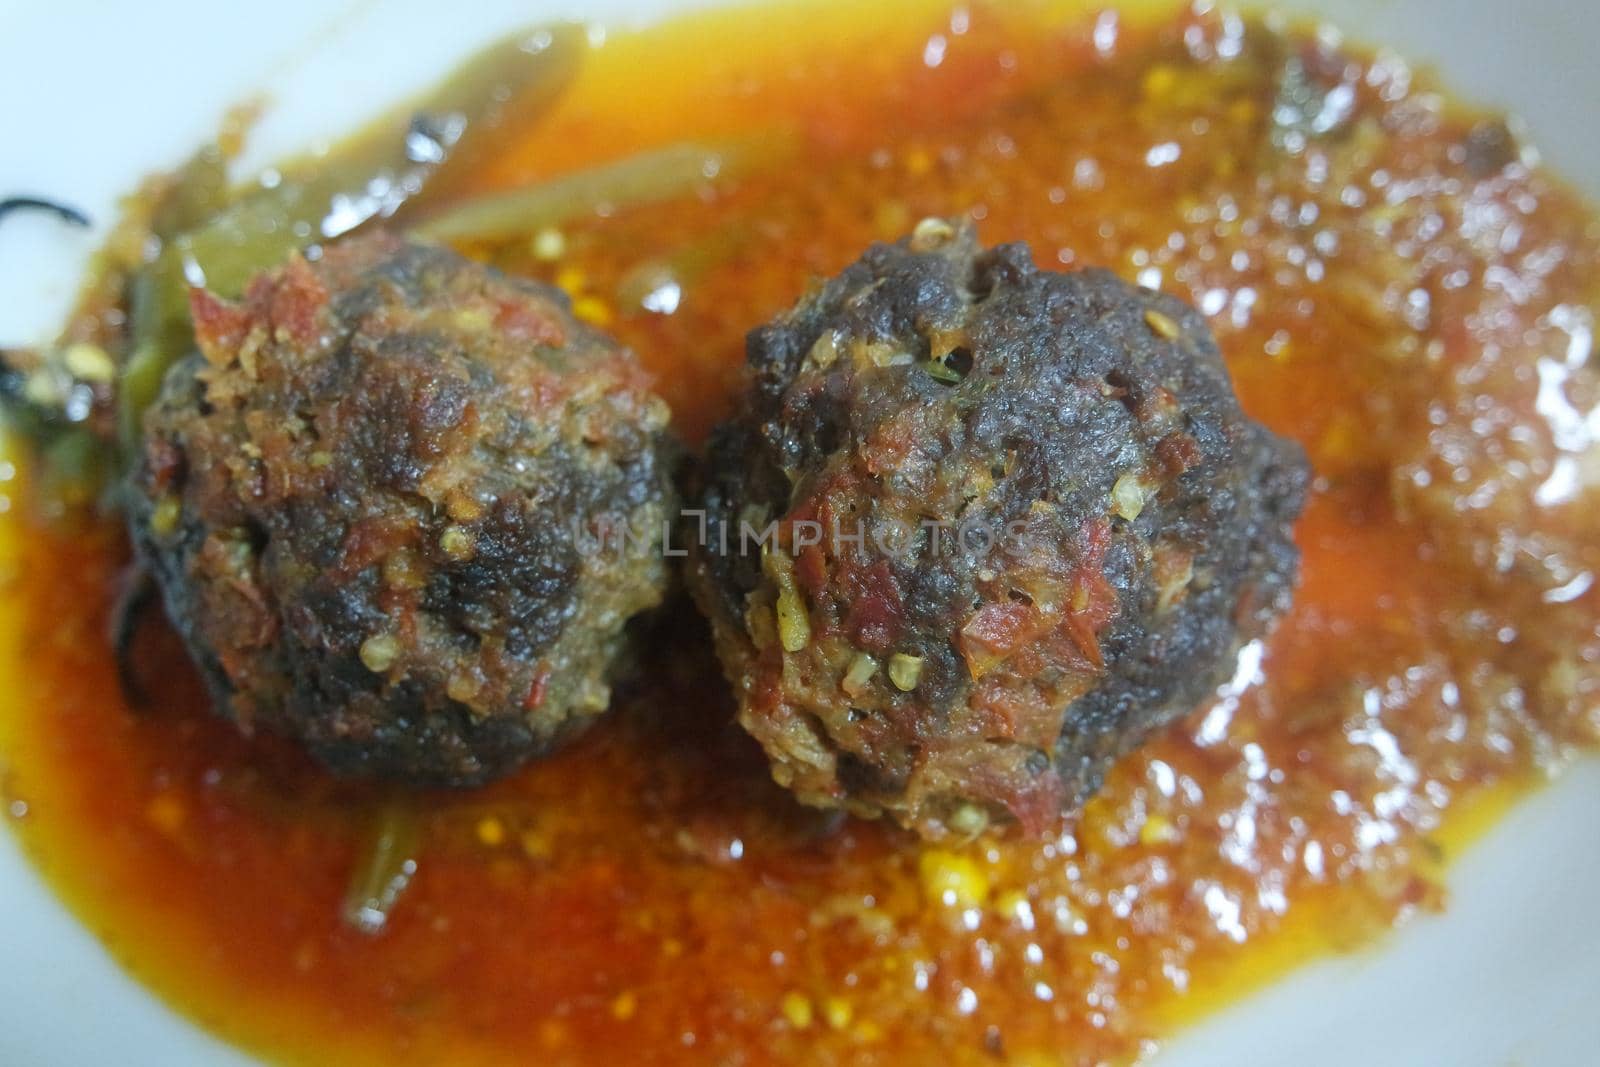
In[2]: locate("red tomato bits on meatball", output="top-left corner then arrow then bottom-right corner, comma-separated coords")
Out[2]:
689,222 -> 1308,839
131,232 -> 677,785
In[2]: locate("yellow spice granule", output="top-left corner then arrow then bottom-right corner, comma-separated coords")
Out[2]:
780,991 -> 814,1029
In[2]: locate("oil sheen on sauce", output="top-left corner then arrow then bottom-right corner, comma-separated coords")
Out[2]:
1,2 -> 1597,1065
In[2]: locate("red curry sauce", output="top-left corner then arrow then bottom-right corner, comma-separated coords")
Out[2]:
2,2 -> 1598,1064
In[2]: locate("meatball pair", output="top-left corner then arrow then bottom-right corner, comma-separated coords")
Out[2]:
133,224 -> 1306,838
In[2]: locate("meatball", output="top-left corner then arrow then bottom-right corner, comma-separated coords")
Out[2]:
130,231 -> 676,785
688,221 -> 1308,838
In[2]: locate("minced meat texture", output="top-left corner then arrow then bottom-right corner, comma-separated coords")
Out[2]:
688,221 -> 1308,839
129,231 -> 676,785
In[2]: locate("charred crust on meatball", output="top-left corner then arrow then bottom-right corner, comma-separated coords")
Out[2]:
688,221 -> 1308,839
129,231 -> 676,785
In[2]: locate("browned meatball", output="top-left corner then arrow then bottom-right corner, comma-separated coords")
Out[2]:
688,222 -> 1307,839
130,232 -> 676,785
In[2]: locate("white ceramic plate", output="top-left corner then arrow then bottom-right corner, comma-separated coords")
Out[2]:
1,1 -> 1596,1064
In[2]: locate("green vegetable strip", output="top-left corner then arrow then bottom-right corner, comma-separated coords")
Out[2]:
114,23 -> 586,456
414,136 -> 794,242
